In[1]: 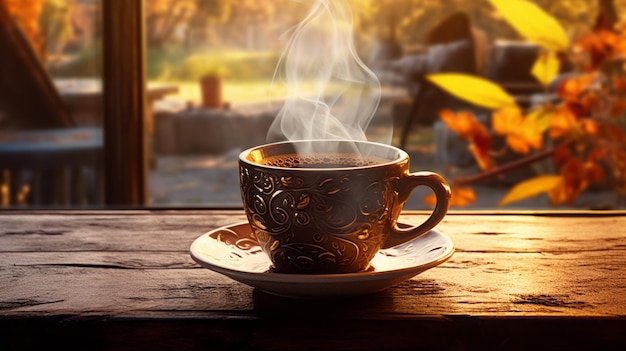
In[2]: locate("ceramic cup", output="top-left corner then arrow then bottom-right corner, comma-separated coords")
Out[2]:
239,140 -> 450,274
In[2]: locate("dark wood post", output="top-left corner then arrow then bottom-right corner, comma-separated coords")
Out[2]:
102,0 -> 148,206
599,0 -> 618,25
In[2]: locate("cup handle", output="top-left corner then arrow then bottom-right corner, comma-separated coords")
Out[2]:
382,171 -> 451,249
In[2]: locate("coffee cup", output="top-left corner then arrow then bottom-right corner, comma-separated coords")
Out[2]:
239,140 -> 450,274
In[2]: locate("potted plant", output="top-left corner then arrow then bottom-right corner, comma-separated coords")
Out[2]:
198,63 -> 227,109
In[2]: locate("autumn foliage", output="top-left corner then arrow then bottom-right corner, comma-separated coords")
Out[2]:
2,0 -> 46,59
426,0 -> 626,208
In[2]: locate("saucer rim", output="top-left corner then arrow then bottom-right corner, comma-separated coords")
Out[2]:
189,221 -> 455,284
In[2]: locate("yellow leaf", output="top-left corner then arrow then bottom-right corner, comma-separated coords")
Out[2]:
427,73 -> 517,110
499,175 -> 563,206
526,106 -> 553,133
489,0 -> 569,51
531,51 -> 561,86
516,116 -> 543,151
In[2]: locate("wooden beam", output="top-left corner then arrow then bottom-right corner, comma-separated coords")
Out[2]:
102,0 -> 148,206
0,1 -> 72,129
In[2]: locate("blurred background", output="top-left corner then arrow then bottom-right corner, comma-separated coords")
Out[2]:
1,0 -> 625,210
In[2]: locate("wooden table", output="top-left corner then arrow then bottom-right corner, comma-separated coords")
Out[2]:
54,79 -> 179,128
1,210 -> 625,350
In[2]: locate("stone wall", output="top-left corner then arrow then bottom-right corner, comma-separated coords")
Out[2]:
153,107 -> 277,155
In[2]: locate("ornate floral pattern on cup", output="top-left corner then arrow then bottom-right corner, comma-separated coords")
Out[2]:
240,164 -> 399,273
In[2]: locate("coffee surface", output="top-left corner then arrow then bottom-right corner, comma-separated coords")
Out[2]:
259,153 -> 391,168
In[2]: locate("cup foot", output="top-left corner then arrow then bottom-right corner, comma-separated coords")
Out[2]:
267,264 -> 375,275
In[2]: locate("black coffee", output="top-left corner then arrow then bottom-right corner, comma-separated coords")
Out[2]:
290,163 -> 357,169
260,153 -> 390,168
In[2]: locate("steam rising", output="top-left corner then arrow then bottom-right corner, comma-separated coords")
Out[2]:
267,0 -> 391,153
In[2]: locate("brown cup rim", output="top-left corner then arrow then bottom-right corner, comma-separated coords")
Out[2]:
239,139 -> 408,171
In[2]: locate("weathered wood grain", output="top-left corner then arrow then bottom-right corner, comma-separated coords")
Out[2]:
1,210 -> 625,350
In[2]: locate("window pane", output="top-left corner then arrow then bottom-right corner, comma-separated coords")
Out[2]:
1,0 -> 103,208
147,0 -> 626,210
147,0 -> 300,207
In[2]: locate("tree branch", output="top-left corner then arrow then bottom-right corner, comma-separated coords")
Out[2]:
457,147 -> 556,186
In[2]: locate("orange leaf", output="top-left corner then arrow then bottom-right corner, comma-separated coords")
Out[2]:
574,30 -> 622,70
424,186 -> 476,207
439,110 -> 479,138
439,110 -> 493,169
579,92 -> 599,116
607,124 -> 626,144
469,143 -> 494,171
450,186 -> 477,207
581,119 -> 599,136
492,107 -> 523,135
548,180 -> 567,206
599,30 -> 622,54
584,161 -> 604,185
493,107 -> 542,154
560,157 -> 588,204
575,32 -> 609,70
587,146 -> 606,162
553,144 -> 571,166
505,135 -> 532,154
611,96 -> 626,117
517,117 -> 543,151
612,150 -> 626,195
556,74 -> 595,101
423,194 -> 436,207
615,33 -> 626,57
549,105 -> 577,139
471,125 -> 492,157
614,77 -> 626,92
4,0 -> 45,59
565,100 -> 590,118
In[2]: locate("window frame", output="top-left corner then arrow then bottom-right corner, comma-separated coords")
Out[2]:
102,0 -> 148,206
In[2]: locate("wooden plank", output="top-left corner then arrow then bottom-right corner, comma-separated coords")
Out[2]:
0,212 -> 237,252
0,211 -> 625,318
1,212 -> 624,253
0,211 -> 625,350
0,249 -> 624,316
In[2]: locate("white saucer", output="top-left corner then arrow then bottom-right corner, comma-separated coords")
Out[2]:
190,222 -> 454,297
